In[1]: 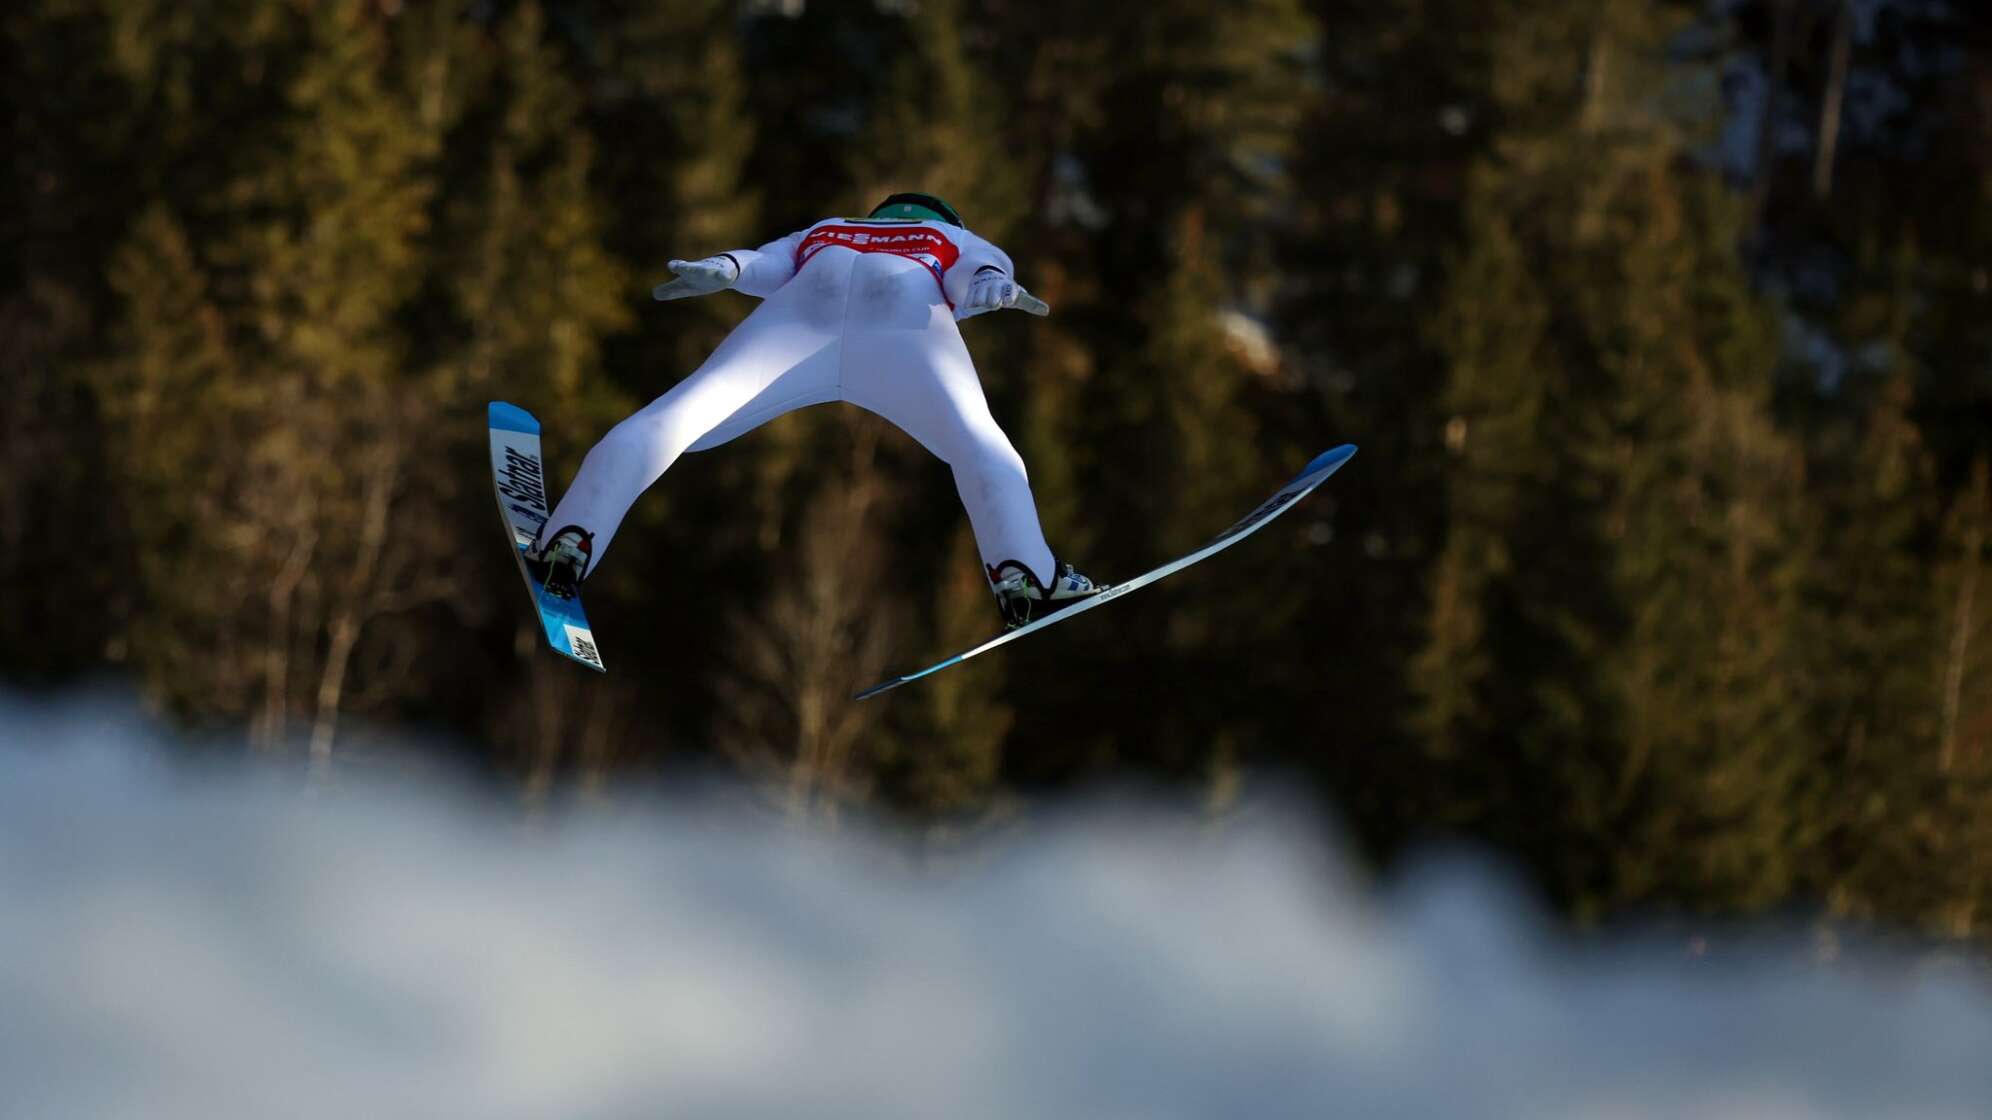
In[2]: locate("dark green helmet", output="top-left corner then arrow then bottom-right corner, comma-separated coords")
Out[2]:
868,191 -> 964,227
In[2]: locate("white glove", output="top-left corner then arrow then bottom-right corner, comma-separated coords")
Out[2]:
651,256 -> 740,301
959,268 -> 1050,319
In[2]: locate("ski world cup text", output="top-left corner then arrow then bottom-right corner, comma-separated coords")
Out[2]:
499,446 -> 549,528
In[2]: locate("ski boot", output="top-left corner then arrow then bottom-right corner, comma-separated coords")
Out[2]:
526,525 -> 593,601
987,558 -> 1103,629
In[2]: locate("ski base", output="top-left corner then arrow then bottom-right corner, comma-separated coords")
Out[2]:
855,444 -> 1357,699
488,401 -> 606,672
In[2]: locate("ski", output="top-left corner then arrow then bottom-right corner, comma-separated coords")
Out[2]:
855,444 -> 1357,699
488,401 -> 606,672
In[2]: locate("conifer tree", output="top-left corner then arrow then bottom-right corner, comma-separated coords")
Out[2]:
1410,174 -> 1611,888
1599,173 -> 1811,911
92,1 -> 632,772
1801,370 -> 1951,919
170,0 -> 435,765
1015,208 -> 1279,779
576,0 -> 758,375
97,208 -> 249,720
1938,459 -> 1991,775
0,0 -> 220,682
1412,0 -> 1815,913
849,0 -> 1026,233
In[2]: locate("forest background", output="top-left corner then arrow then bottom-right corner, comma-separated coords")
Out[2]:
5,0 -> 1989,938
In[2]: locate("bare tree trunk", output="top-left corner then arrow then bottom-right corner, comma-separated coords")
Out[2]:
308,454 -> 395,781
523,646 -> 566,816
784,427 -> 887,823
1813,0 -> 1852,200
700,418 -> 902,820
1748,0 -> 1799,233
258,517 -> 317,752
1579,23 -> 1610,134
1941,459 -> 1989,773
575,684 -> 622,803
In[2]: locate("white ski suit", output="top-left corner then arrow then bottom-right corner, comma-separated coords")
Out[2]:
540,217 -> 1058,586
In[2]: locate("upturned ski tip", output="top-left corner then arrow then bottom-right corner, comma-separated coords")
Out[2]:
1300,444 -> 1357,476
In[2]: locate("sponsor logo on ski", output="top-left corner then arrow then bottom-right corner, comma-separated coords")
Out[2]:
498,445 -> 548,511
563,624 -> 603,669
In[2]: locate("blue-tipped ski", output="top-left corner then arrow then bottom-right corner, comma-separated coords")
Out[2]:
489,402 -> 606,672
855,444 -> 1356,699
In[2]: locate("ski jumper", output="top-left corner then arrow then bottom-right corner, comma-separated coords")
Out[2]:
538,218 -> 1059,585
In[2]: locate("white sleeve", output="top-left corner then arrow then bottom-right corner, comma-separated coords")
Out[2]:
721,229 -> 807,298
943,229 -> 1017,316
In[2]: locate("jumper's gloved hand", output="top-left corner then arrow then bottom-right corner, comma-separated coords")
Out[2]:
651,256 -> 740,301
960,268 -> 1050,319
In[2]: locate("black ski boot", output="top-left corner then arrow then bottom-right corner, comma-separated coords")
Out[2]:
986,558 -> 1102,629
526,525 -> 593,600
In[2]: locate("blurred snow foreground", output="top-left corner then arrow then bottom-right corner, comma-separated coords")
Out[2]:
5,694 -> 1992,1120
